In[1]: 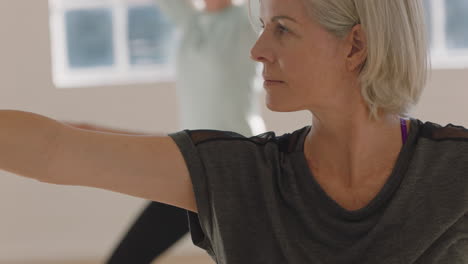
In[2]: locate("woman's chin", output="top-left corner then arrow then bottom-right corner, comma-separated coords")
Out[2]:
265,101 -> 297,113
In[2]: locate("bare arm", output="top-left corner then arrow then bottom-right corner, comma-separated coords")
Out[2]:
0,110 -> 197,212
64,122 -> 149,135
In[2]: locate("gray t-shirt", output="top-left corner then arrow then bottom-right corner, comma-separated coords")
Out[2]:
169,118 -> 468,263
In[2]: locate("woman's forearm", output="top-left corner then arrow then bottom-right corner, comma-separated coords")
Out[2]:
0,110 -> 63,182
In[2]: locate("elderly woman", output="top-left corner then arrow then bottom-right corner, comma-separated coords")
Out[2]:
1,0 -> 468,263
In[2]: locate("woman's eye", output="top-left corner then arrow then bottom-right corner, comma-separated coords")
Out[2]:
258,22 -> 289,36
278,25 -> 289,32
277,24 -> 289,34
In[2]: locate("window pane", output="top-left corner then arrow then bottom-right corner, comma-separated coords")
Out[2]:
445,0 -> 468,49
128,5 -> 174,65
65,8 -> 114,68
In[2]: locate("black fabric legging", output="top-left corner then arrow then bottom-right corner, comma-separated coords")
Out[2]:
106,201 -> 189,264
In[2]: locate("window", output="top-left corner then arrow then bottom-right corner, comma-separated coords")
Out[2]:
425,0 -> 468,69
49,0 -> 468,88
49,0 -> 176,88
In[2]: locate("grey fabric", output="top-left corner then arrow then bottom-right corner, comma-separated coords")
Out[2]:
169,118 -> 468,263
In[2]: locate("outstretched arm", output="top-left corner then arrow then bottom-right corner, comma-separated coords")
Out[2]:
0,110 -> 197,212
64,122 -> 149,135
155,0 -> 197,27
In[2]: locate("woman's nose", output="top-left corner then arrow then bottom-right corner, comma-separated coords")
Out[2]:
250,35 -> 274,63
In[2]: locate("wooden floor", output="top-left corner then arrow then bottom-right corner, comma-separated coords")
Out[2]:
1,254 -> 215,264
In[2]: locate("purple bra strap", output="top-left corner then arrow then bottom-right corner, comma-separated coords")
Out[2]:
400,118 -> 408,144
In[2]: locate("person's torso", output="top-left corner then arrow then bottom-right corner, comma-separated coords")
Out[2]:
187,119 -> 468,263
174,6 -> 259,133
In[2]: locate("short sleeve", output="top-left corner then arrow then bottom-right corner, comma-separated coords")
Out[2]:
168,130 -> 215,253
168,129 -> 279,257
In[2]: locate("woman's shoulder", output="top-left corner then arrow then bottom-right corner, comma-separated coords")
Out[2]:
174,126 -> 310,153
409,120 -> 468,209
413,119 -> 468,163
418,120 -> 468,142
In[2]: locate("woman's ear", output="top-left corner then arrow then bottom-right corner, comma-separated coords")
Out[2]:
346,24 -> 368,72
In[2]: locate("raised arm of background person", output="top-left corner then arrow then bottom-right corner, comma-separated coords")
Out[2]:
155,0 -> 197,27
0,110 -> 197,212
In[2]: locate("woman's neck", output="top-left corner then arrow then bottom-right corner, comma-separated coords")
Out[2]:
304,112 -> 407,187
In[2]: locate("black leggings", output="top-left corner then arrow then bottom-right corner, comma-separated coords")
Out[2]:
106,202 -> 189,264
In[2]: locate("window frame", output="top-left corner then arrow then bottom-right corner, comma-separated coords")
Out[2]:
49,0 -> 175,88
426,0 -> 468,69
49,0 -> 468,88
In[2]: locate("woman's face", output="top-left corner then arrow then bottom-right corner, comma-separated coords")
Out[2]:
250,0 -> 356,113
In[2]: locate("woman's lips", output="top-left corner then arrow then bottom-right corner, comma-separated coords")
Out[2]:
264,80 -> 285,87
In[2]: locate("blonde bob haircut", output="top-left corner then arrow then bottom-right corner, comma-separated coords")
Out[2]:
249,0 -> 429,120
304,0 -> 429,120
